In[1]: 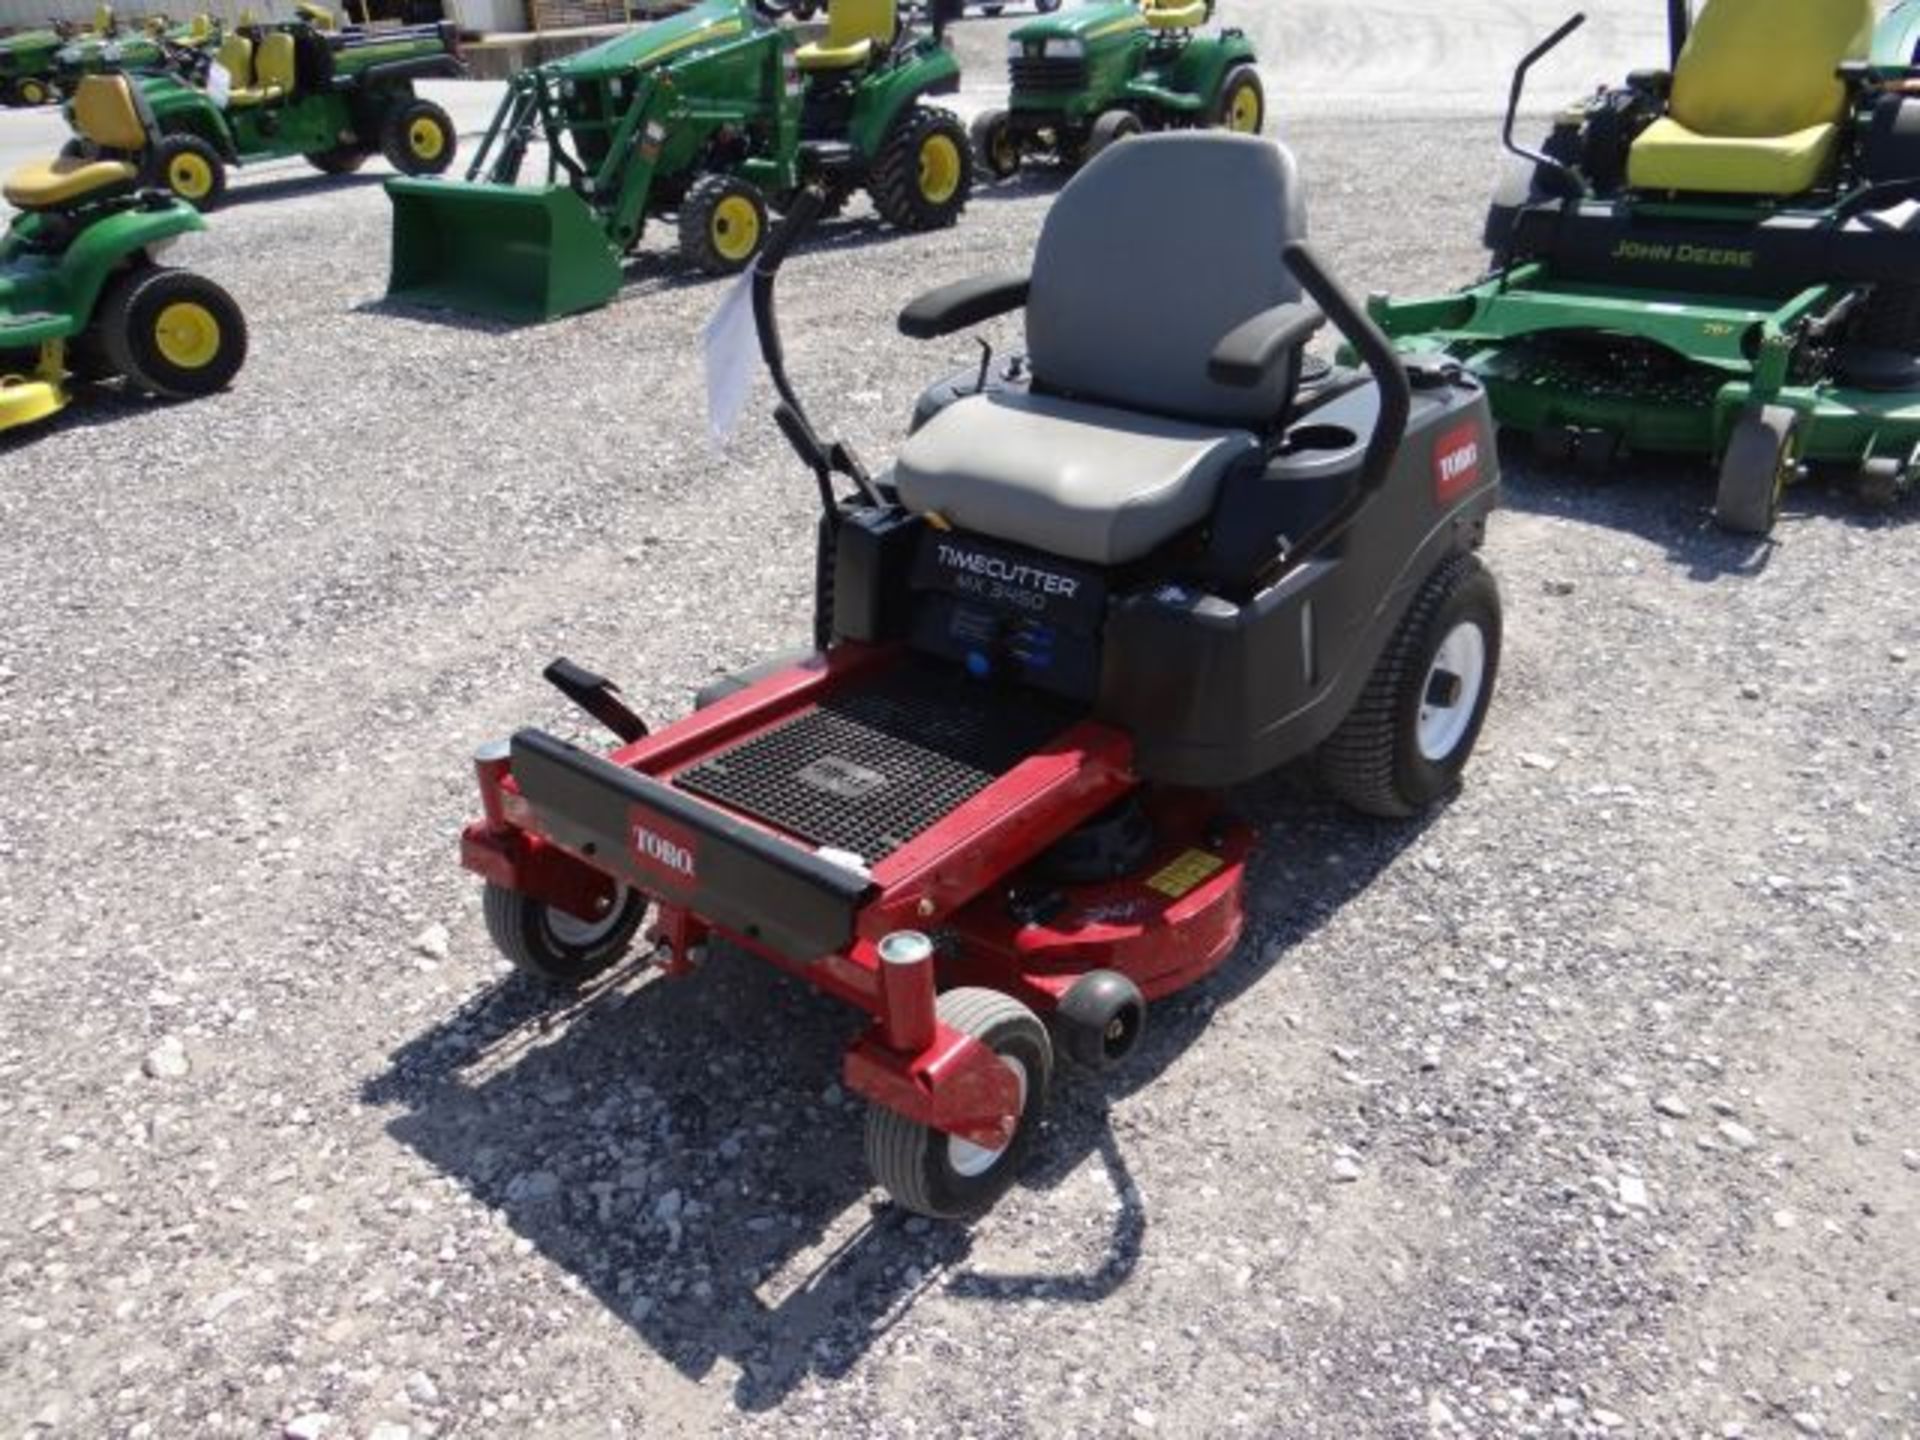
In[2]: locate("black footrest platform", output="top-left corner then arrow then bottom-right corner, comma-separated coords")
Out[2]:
675,668 -> 1077,863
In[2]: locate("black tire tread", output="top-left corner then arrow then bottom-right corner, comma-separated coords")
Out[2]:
677,172 -> 768,275
97,265 -> 248,400
382,97 -> 456,176
152,132 -> 226,211
871,105 -> 972,232
481,882 -> 644,988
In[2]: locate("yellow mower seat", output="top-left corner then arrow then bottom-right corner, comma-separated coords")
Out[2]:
1143,0 -> 1207,30
3,74 -> 145,209
215,31 -> 253,89
1626,0 -> 1875,195
229,29 -> 292,106
795,0 -> 895,72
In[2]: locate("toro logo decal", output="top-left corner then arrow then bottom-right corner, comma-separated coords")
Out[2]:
629,808 -> 698,889
1433,422 -> 1484,504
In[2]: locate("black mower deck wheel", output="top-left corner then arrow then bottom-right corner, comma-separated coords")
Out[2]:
482,882 -> 647,988
152,132 -> 226,211
872,106 -> 973,232
1318,551 -> 1503,819
383,97 -> 456,176
1714,404 -> 1799,537
1055,969 -> 1147,1072
679,173 -> 770,276
96,265 -> 248,401
865,987 -> 1052,1219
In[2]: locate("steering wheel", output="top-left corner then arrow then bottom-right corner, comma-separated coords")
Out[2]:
749,0 -> 798,17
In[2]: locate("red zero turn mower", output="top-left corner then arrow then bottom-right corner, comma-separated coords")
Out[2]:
461,134 -> 1505,1219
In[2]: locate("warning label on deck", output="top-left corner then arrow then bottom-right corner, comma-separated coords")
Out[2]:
1144,849 -> 1226,900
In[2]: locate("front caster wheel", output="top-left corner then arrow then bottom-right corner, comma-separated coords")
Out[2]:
865,988 -> 1052,1219
482,881 -> 647,988
1318,552 -> 1502,818
1055,969 -> 1146,1071
1714,404 -> 1799,536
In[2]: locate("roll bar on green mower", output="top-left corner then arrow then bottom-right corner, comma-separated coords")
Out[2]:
1364,0 -> 1920,537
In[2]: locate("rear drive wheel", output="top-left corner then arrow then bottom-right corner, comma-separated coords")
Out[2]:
970,107 -> 1021,181
483,882 -> 647,988
15,77 -> 54,107
865,988 -> 1052,1219
382,97 -> 456,176
152,133 -> 226,210
308,143 -> 372,175
97,266 -> 248,400
1713,404 -> 1798,536
678,172 -> 769,275
872,106 -> 972,232
1215,66 -> 1265,135
1318,552 -> 1503,818
1086,108 -> 1143,162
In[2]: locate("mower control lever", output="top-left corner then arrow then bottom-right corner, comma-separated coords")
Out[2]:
1502,13 -> 1589,200
1281,241 -> 1411,499
542,658 -> 648,744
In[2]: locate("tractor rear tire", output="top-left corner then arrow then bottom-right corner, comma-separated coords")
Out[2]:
308,143 -> 372,175
97,265 -> 248,401
971,107 -> 1021,181
679,173 -> 769,275
872,106 -> 972,232
1086,108 -> 1143,163
1215,65 -> 1265,136
483,882 -> 647,989
151,133 -> 226,211
1317,552 -> 1502,819
383,97 -> 456,176
864,988 -> 1052,1219
1713,404 -> 1798,536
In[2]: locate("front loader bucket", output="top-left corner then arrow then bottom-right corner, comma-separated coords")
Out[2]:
384,178 -> 624,324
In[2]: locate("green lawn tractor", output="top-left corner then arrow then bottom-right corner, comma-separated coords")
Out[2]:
1368,0 -> 1920,537
1,74 -> 247,437
1,24 -> 71,107
50,13 -> 221,93
385,0 -> 973,323
969,0 -> 1262,181
110,9 -> 464,210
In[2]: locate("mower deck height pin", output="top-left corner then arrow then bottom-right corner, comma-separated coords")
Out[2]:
473,738 -> 513,829
878,930 -> 939,1054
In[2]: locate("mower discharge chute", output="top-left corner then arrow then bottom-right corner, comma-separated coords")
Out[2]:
457,135 -> 1504,1219
1370,0 -> 1920,536
385,0 -> 974,323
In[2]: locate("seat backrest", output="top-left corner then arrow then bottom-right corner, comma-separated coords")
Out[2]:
1027,133 -> 1305,428
826,0 -> 896,50
255,30 -> 295,90
72,73 -> 150,151
1670,0 -> 1875,138
217,31 -> 253,86
189,14 -> 212,40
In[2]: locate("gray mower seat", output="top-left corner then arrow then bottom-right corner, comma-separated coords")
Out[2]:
894,132 -> 1307,566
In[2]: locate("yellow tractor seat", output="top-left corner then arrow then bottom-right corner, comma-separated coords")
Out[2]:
229,30 -> 293,106
3,156 -> 139,210
215,31 -> 254,90
1626,0 -> 1875,195
795,0 -> 896,72
72,72 -> 153,151
1143,0 -> 1207,30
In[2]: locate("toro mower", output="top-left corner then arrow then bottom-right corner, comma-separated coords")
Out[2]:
385,0 -> 973,323
106,8 -> 463,210
1369,0 -> 1920,536
970,0 -> 1262,182
1,74 -> 247,436
456,134 -> 1504,1218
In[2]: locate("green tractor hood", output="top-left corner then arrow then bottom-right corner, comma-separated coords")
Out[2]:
1009,2 -> 1148,52
0,29 -> 63,72
550,0 -> 760,81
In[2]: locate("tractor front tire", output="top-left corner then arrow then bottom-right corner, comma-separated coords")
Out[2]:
1215,65 -> 1265,135
1713,404 -> 1798,536
1318,552 -> 1503,819
97,265 -> 248,401
970,107 -> 1022,182
679,172 -> 769,275
864,988 -> 1052,1219
483,883 -> 647,989
1086,108 -> 1143,163
872,106 -> 973,232
383,97 -> 456,176
308,143 -> 372,175
152,133 -> 226,210
10,77 -> 54,107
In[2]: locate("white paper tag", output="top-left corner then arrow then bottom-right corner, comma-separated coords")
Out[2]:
702,270 -> 758,451
206,59 -> 230,108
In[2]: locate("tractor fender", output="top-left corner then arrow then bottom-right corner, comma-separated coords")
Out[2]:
339,54 -> 463,89
55,203 -> 208,329
1163,32 -> 1256,113
143,79 -> 239,161
848,44 -> 962,159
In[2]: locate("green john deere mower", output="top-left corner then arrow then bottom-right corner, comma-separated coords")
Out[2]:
1369,0 -> 1920,537
969,0 -> 1262,181
385,0 -> 973,323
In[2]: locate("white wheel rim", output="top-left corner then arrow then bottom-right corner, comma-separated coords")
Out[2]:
544,886 -> 630,948
946,1054 -> 1027,1178
1417,622 -> 1487,762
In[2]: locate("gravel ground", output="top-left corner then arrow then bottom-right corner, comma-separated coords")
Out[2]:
3,3 -> 1918,1437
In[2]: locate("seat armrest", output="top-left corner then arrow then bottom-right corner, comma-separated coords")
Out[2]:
1207,303 -> 1325,389
1625,67 -> 1670,98
898,273 -> 1030,340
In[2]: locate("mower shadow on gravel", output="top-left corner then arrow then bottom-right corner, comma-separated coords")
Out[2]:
221,170 -> 391,211
361,770 -> 1422,1410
